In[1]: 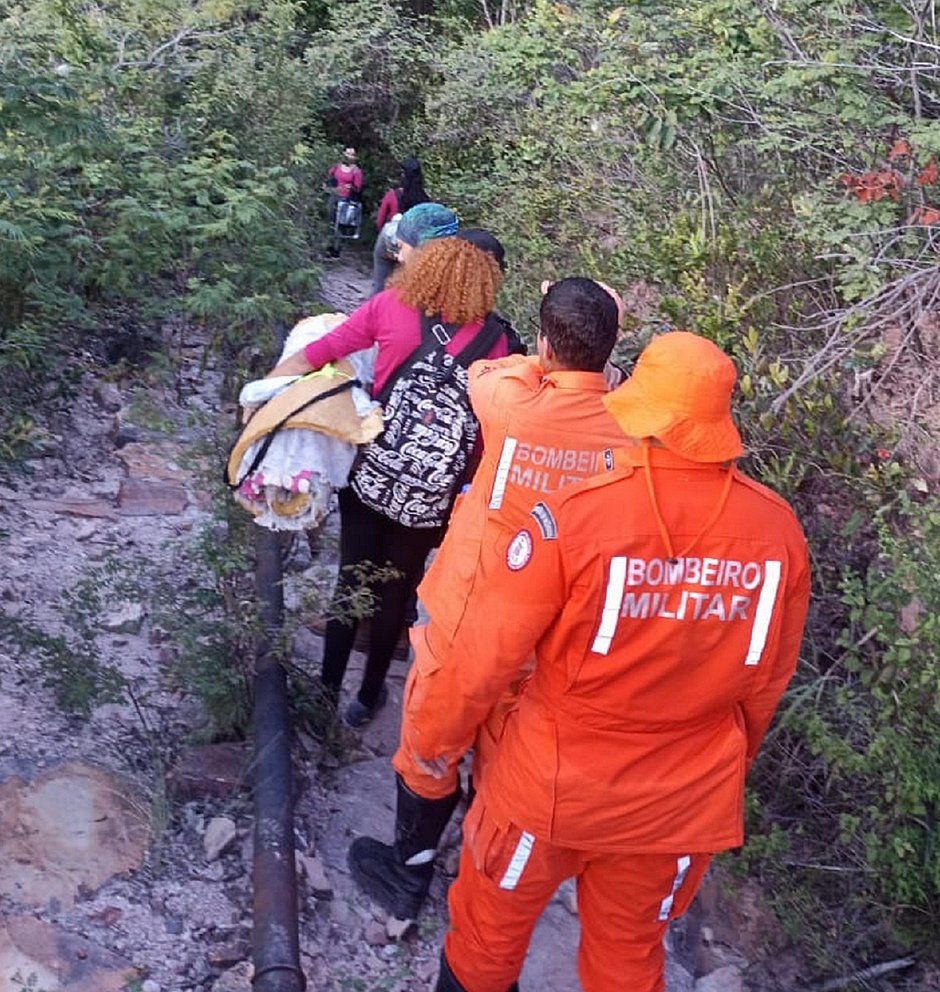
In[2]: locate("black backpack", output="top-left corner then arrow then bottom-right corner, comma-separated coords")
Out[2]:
349,312 -> 506,528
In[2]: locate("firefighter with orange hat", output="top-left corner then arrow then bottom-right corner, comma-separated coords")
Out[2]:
411,331 -> 810,992
347,278 -> 630,923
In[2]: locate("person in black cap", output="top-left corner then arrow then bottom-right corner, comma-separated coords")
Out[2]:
456,229 -> 526,357
392,228 -> 524,652
455,228 -> 506,270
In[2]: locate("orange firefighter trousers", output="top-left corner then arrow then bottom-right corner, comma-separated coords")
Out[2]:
444,799 -> 711,992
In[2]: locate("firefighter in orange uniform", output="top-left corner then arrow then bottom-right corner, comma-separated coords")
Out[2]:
417,332 -> 810,992
347,278 -> 630,923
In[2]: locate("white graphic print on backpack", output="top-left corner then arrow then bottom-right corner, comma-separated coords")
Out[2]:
350,350 -> 479,528
350,312 -> 505,527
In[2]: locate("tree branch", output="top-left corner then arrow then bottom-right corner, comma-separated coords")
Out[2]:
113,27 -> 239,71
810,956 -> 916,992
770,266 -> 940,414
756,1 -> 806,60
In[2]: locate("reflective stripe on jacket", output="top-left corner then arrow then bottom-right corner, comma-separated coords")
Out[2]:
420,355 -> 625,640
411,445 -> 810,853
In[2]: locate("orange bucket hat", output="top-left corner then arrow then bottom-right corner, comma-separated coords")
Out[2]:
603,331 -> 744,462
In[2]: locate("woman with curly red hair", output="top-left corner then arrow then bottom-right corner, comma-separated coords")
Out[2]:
270,233 -> 511,726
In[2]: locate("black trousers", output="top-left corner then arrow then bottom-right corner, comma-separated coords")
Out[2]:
321,487 -> 441,708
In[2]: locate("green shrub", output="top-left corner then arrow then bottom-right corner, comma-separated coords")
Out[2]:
0,0 -> 327,456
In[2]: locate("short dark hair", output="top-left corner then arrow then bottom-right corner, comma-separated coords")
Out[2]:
539,278 -> 618,372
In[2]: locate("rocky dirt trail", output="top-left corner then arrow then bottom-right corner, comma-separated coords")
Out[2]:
0,259 -> 790,992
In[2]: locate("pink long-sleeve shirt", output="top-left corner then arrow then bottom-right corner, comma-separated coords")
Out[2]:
303,289 -> 509,398
328,163 -> 363,199
376,188 -> 401,229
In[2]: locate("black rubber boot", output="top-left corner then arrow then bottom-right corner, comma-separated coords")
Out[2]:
348,774 -> 460,919
435,954 -> 464,992
435,953 -> 519,991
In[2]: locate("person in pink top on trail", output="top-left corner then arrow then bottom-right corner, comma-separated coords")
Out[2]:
373,157 -> 431,294
328,146 -> 364,200
325,146 -> 364,257
268,235 -> 510,729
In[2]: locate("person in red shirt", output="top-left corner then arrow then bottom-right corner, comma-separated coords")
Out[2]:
324,146 -> 364,257
376,156 -> 428,229
269,237 -> 511,728
394,332 -> 810,992
347,278 -> 630,922
328,146 -> 364,200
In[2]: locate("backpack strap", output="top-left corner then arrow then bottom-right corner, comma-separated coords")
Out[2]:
375,311 -> 507,405
375,312 -> 459,406
226,376 -> 360,490
488,311 -> 527,356
452,312 -> 507,368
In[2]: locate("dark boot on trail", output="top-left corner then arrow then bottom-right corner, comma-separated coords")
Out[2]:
348,774 -> 459,919
434,953 -> 519,991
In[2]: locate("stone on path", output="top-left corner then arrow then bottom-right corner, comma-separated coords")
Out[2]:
207,937 -> 250,969
557,877 -> 578,914
117,477 -> 188,516
93,381 -> 124,413
385,917 -> 413,941
694,964 -> 744,992
210,960 -> 253,992
169,742 -> 250,801
296,852 -> 333,900
100,601 -> 145,634
0,762 -> 150,909
33,498 -> 118,519
203,816 -> 238,862
0,915 -> 136,992
115,442 -> 190,483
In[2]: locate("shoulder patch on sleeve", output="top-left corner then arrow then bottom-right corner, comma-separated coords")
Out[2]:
506,529 -> 534,571
473,361 -> 500,378
530,501 -> 558,540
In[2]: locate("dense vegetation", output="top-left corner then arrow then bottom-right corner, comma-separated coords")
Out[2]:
2,0 -> 939,980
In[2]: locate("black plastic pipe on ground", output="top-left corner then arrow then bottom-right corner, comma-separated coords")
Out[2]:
252,528 -> 306,992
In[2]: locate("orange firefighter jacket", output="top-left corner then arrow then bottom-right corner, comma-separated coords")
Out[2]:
419,355 -> 626,640
406,444 -> 811,854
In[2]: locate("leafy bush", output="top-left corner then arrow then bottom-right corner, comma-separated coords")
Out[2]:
151,432 -> 262,742
759,496 -> 940,953
156,514 -> 258,743
0,0 -> 327,455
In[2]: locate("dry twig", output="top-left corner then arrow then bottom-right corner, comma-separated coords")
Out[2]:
809,955 -> 916,992
770,266 -> 940,418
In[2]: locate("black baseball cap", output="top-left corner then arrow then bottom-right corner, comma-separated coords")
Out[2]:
456,228 -> 507,272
